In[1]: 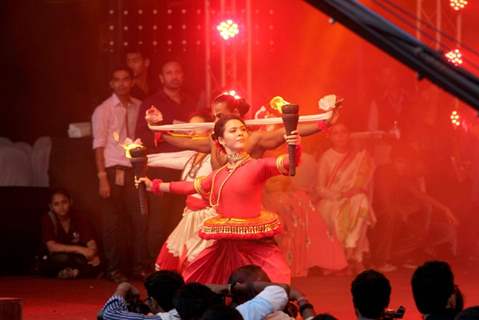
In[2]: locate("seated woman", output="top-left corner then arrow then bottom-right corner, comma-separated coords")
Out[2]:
317,123 -> 376,273
40,188 -> 101,278
138,115 -> 300,284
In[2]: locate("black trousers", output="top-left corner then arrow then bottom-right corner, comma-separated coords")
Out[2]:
101,166 -> 148,273
40,253 -> 100,277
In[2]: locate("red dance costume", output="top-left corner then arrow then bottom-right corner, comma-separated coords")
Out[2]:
153,152 -> 297,284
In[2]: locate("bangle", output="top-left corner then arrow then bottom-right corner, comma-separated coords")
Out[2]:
275,154 -> 288,175
154,132 -> 163,147
97,171 -> 107,179
317,120 -> 330,130
151,179 -> 163,194
193,176 -> 206,195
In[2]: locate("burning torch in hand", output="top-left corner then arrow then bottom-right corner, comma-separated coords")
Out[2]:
121,137 -> 149,216
270,96 -> 300,176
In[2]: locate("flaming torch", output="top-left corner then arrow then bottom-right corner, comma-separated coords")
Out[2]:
121,138 -> 149,216
270,96 -> 299,176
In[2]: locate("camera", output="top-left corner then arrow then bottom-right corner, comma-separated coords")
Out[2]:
383,306 -> 406,319
125,293 -> 152,315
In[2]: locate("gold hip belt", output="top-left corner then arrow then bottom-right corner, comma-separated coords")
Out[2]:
199,210 -> 282,240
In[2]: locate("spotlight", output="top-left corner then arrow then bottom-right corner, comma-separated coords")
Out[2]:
450,110 -> 462,127
450,0 -> 468,10
217,19 -> 239,40
223,90 -> 241,99
445,49 -> 463,66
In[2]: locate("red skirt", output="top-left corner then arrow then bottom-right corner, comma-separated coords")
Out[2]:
182,239 -> 291,284
155,243 -> 181,272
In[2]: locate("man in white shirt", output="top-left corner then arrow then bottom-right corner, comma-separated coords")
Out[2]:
92,66 -> 148,282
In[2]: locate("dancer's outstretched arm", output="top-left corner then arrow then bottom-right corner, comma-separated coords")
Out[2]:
161,133 -> 212,153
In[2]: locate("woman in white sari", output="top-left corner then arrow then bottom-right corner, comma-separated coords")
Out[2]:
317,123 -> 376,272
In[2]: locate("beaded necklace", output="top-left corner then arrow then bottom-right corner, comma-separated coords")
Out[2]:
184,153 -> 207,179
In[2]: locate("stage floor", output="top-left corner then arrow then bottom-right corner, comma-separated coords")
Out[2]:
1,261 -> 478,320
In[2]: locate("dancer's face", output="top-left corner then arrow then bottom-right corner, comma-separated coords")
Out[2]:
218,119 -> 249,153
212,102 -> 240,120
50,193 -> 71,218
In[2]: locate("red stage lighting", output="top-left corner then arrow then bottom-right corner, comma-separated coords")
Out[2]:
450,0 -> 468,11
450,110 -> 462,127
217,19 -> 239,40
445,49 -> 463,66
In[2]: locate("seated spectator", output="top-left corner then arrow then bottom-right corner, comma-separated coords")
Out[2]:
411,260 -> 463,320
100,271 -> 184,320
372,146 -> 458,271
228,265 -> 272,306
351,269 -> 391,320
40,188 -> 101,278
317,123 -> 376,274
100,270 -> 289,320
174,283 -> 224,320
456,306 -> 479,320
146,271 -> 185,319
226,265 -> 314,320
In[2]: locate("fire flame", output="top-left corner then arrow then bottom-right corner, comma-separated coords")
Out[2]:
113,132 -> 143,159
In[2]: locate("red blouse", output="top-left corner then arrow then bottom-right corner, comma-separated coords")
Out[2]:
167,150 -> 298,219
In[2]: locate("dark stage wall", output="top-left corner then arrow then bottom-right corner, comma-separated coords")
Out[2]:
2,0 -> 478,144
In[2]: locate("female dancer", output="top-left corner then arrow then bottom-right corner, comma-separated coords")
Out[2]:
138,114 -> 300,283
146,113 -> 215,272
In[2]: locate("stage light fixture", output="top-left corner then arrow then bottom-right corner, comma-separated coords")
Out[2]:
445,49 -> 463,66
450,110 -> 462,127
224,90 -> 241,99
450,0 -> 468,11
217,19 -> 239,40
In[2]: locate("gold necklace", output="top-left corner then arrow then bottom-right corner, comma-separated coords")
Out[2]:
209,155 -> 251,208
226,152 -> 249,168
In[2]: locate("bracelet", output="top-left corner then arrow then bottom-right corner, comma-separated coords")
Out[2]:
193,176 -> 208,195
154,132 -> 163,147
97,171 -> 107,179
275,154 -> 289,175
317,120 -> 331,130
151,179 -> 163,194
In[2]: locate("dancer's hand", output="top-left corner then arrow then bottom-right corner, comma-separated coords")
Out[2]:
319,94 -> 343,125
145,106 -> 163,124
135,176 -> 153,191
284,130 -> 300,145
